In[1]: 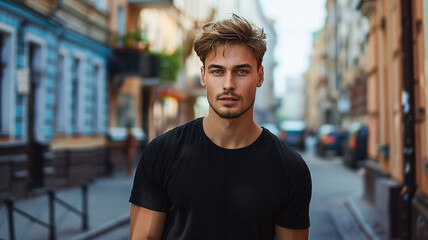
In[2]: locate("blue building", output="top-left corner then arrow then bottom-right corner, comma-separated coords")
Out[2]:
0,0 -> 110,199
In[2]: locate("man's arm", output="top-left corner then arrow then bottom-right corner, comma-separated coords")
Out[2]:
275,225 -> 309,240
129,204 -> 166,240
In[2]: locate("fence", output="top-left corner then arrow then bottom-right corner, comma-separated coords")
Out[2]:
4,184 -> 88,240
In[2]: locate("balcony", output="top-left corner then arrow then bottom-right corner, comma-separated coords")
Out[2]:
127,0 -> 173,8
109,49 -> 160,78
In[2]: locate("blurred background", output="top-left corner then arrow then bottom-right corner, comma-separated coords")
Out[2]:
0,0 -> 427,239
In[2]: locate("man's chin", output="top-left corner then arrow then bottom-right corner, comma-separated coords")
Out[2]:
214,109 -> 244,119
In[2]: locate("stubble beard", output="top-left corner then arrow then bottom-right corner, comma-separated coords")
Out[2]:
208,92 -> 255,119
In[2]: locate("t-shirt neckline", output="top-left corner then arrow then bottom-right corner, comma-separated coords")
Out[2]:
196,117 -> 267,152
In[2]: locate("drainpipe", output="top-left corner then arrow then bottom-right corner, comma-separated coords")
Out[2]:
400,0 -> 416,239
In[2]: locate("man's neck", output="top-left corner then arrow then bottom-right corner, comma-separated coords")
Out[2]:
202,111 -> 262,149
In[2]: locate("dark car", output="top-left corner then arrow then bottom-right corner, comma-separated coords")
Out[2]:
280,120 -> 306,151
343,123 -> 368,168
316,124 -> 348,157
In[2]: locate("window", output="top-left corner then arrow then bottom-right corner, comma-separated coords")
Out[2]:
55,53 -> 65,133
0,27 -> 14,137
27,40 -> 45,142
117,94 -> 135,127
0,35 -> 4,134
92,64 -> 100,132
71,57 -> 80,134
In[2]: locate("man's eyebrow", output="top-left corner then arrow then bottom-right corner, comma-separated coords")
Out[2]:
207,64 -> 225,69
234,64 -> 252,69
206,63 -> 253,69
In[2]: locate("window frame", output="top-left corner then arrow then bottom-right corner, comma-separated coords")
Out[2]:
25,33 -> 47,143
91,58 -> 106,134
0,22 -> 16,139
71,51 -> 86,135
55,49 -> 71,135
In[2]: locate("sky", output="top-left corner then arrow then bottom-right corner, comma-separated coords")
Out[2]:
258,0 -> 327,97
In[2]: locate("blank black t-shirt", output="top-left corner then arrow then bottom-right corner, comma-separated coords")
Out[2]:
129,118 -> 311,239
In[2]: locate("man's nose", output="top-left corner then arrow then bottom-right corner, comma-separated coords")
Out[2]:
223,72 -> 235,91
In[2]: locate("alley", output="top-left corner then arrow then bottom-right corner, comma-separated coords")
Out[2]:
302,138 -> 365,240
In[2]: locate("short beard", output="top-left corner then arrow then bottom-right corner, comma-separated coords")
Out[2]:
209,93 -> 255,119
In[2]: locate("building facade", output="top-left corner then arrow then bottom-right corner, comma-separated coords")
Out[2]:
337,0 -> 369,127
359,0 -> 428,238
303,29 -> 327,133
0,0 -> 110,199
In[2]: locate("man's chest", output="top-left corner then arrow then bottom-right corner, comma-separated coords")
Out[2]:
164,152 -> 285,220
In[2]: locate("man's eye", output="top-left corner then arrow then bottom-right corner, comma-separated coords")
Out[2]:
236,69 -> 249,75
211,70 -> 223,74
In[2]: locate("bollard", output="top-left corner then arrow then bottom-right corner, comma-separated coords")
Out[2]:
5,197 -> 15,240
48,190 -> 57,240
82,184 -> 88,231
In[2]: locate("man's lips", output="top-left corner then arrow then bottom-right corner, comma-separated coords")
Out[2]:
219,96 -> 238,101
217,94 -> 240,106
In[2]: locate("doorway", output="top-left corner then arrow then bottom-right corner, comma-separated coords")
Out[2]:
27,42 -> 44,189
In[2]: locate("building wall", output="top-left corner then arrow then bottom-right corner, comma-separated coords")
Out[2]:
304,29 -> 327,132
363,0 -> 404,180
338,0 -> 369,127
363,1 -> 380,163
361,0 -> 428,237
409,0 -> 428,238
0,0 -> 111,198
418,0 -> 428,198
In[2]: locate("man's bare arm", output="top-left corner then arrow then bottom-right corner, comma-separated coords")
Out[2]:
275,225 -> 309,240
129,204 -> 166,240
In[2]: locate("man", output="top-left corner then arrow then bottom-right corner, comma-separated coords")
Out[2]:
129,14 -> 312,240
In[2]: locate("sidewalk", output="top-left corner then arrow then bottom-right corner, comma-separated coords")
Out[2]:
0,171 -> 133,240
329,196 -> 389,240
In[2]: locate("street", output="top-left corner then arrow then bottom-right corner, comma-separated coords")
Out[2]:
303,137 -> 365,239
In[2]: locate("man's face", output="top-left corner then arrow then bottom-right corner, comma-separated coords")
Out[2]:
200,44 -> 264,119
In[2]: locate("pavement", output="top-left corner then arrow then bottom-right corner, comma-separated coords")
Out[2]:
327,187 -> 390,240
0,171 -> 133,240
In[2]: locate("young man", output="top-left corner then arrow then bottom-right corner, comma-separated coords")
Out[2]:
129,14 -> 312,240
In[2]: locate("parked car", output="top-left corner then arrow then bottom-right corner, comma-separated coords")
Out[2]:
280,120 -> 306,151
316,124 -> 348,157
343,122 -> 368,168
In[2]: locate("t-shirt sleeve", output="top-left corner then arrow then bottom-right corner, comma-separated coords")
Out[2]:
129,141 -> 170,212
276,155 -> 312,229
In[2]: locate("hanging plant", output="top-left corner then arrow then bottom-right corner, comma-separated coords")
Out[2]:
114,28 -> 149,50
151,48 -> 183,83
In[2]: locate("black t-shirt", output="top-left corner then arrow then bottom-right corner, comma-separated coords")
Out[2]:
129,118 -> 311,239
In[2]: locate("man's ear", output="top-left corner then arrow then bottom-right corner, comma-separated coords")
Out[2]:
257,66 -> 264,87
200,66 -> 206,87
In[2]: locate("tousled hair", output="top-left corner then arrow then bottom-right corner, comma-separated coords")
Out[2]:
193,14 -> 267,69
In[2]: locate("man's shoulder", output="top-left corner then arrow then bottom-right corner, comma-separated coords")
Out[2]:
261,130 -> 308,172
147,117 -> 203,148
